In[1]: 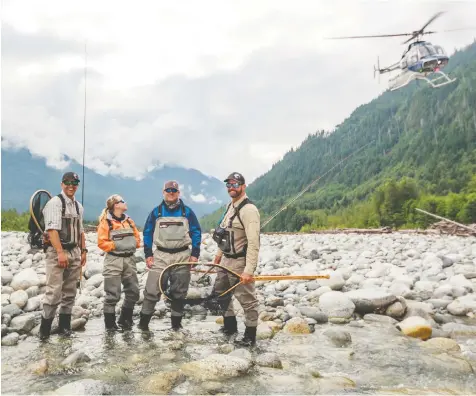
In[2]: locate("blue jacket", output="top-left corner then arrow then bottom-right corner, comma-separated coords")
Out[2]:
143,200 -> 201,259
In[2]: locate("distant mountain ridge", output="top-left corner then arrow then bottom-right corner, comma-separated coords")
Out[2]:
1,147 -> 229,226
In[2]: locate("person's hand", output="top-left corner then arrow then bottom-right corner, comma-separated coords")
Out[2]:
241,273 -> 254,284
189,256 -> 198,268
81,252 -> 87,267
213,255 -> 222,265
146,257 -> 154,269
57,251 -> 68,268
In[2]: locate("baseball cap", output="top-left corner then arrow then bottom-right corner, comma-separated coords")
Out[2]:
62,172 -> 80,182
164,180 -> 179,190
224,172 -> 245,185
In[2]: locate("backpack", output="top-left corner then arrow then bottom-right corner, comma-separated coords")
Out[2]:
27,190 -> 80,249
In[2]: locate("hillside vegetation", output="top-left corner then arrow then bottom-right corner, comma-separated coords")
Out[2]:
201,41 -> 476,232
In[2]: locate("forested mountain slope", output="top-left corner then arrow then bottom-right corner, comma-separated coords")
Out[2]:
201,40 -> 476,232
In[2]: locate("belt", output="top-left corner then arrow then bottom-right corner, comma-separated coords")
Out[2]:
108,252 -> 134,257
156,246 -> 189,254
223,251 -> 246,259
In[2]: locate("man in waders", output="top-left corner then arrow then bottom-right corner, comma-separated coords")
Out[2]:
39,172 -> 87,340
138,180 -> 202,331
212,172 -> 260,347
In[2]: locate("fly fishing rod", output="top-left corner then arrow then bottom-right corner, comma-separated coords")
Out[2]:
260,139 -> 375,230
81,41 -> 87,207
194,139 -> 375,284
78,40 -> 88,294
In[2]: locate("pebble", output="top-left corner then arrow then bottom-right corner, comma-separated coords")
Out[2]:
1,230 -> 475,349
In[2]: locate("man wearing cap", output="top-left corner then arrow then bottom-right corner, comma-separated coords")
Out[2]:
212,172 -> 260,347
38,172 -> 87,340
138,180 -> 202,331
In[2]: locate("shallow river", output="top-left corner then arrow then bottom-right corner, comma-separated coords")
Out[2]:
2,314 -> 476,395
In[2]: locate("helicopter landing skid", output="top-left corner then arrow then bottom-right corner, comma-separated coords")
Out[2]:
417,70 -> 456,88
389,70 -> 456,91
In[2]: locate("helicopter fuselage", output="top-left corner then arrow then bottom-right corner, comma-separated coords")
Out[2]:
399,40 -> 449,73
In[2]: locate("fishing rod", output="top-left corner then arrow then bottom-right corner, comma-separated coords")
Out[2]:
194,139 -> 375,283
78,40 -> 88,294
260,139 -> 375,230
81,41 -> 88,206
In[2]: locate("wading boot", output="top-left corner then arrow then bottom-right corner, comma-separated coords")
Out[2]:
57,313 -> 73,337
234,326 -> 256,348
137,312 -> 153,332
39,317 -> 54,341
219,316 -> 238,336
117,307 -> 134,330
104,313 -> 119,332
171,315 -> 183,331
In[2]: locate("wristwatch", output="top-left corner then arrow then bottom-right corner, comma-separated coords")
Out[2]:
81,248 -> 88,253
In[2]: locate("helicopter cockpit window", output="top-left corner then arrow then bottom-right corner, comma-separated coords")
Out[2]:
434,45 -> 446,55
419,45 -> 437,57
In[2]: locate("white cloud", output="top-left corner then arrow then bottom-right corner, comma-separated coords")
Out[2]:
207,196 -> 223,205
2,0 -> 476,183
190,193 -> 207,203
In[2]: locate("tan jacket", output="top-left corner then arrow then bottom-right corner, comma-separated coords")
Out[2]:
216,194 -> 260,274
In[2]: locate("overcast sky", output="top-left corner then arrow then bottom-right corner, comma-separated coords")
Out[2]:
2,0 -> 475,183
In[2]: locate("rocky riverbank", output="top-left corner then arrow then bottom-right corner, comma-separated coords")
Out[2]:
1,230 -> 476,394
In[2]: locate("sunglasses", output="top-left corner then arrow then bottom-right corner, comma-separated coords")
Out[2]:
63,180 -> 80,186
116,200 -> 125,204
226,182 -> 241,189
165,188 -> 178,193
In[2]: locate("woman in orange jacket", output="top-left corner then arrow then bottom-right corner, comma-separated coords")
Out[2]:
97,194 -> 141,332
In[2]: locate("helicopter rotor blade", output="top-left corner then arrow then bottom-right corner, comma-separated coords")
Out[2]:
401,26 -> 476,44
419,11 -> 445,34
439,27 -> 476,33
325,33 -> 413,40
402,31 -> 436,44
402,11 -> 445,44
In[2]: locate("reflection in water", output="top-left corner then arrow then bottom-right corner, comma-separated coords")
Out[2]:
1,315 -> 475,395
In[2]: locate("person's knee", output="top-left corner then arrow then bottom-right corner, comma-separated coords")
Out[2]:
240,295 -> 258,311
128,287 -> 140,303
104,291 -> 121,305
143,288 -> 159,301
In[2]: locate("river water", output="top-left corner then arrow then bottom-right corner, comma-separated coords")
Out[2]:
2,313 -> 475,395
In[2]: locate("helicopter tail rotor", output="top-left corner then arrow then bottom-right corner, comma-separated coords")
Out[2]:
374,56 -> 381,83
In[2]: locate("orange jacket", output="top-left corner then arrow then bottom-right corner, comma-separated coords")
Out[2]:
97,214 -> 141,253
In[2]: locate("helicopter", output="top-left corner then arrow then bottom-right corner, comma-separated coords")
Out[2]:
326,11 -> 472,91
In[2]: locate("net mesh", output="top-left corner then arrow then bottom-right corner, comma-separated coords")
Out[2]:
160,263 -> 240,316
28,190 -> 52,249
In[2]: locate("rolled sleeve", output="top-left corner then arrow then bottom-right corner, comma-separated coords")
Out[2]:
43,197 -> 63,231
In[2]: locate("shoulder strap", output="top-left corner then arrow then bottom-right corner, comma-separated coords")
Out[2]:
56,194 -> 80,217
180,201 -> 186,217
230,198 -> 251,220
230,198 -> 251,228
217,202 -> 232,227
157,201 -> 186,218
107,218 -> 131,232
57,194 -> 66,217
